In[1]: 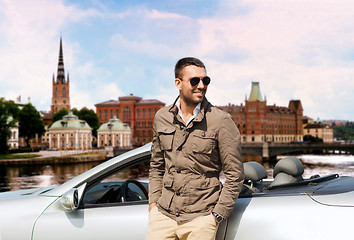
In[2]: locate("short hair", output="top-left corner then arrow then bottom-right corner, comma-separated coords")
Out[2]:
174,57 -> 206,79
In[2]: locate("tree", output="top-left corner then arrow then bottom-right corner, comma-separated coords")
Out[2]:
0,99 -> 14,154
74,107 -> 99,137
18,103 -> 45,147
78,107 -> 99,136
51,108 -> 69,124
303,134 -> 323,143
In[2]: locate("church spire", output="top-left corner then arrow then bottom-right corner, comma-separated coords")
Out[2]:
56,37 -> 66,84
51,37 -> 71,114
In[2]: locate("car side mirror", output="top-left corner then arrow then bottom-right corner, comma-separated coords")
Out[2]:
60,183 -> 86,211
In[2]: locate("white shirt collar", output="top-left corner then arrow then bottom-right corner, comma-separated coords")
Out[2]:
176,99 -> 201,126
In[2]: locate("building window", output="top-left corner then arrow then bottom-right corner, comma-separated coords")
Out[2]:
63,87 -> 66,97
110,109 -> 113,119
104,110 -> 108,121
99,110 -> 102,120
148,108 -> 152,119
123,107 -> 131,120
137,109 -> 140,119
143,109 -> 146,119
116,109 -> 119,118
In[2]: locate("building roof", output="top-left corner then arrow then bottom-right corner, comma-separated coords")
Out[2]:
95,100 -> 120,107
97,116 -> 131,131
304,122 -> 331,129
95,95 -> 165,107
49,112 -> 92,131
136,99 -> 165,106
119,94 -> 142,102
248,82 -> 264,102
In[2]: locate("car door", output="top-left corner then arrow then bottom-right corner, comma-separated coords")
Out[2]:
33,157 -> 151,240
32,200 -> 149,240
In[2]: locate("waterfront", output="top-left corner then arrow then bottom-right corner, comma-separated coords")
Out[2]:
0,153 -> 353,192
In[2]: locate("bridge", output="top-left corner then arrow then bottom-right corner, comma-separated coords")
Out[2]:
241,142 -> 354,160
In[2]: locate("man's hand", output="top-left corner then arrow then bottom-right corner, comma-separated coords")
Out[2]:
149,202 -> 157,212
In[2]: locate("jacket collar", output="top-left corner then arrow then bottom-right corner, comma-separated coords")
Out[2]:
169,96 -> 210,126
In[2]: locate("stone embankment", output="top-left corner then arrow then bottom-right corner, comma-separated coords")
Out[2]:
0,150 -> 108,166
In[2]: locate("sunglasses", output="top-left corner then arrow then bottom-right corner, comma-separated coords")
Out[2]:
180,76 -> 211,87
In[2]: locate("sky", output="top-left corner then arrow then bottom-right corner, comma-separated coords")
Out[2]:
1,0 -> 354,121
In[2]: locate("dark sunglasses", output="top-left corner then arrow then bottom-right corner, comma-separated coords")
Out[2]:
185,76 -> 211,87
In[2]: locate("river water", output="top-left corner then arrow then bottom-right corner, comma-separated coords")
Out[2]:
1,154 -> 354,192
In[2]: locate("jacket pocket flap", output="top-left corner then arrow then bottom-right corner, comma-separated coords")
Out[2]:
157,126 -> 176,134
157,127 -> 175,151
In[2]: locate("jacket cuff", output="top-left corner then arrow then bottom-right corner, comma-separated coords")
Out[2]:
213,204 -> 228,219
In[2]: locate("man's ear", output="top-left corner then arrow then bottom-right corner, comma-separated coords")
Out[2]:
175,78 -> 182,90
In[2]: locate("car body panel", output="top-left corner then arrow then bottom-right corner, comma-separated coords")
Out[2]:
226,194 -> 354,240
1,143 -> 354,240
33,200 -> 148,240
0,194 -> 58,240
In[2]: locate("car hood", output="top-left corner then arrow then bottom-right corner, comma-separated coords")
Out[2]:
310,176 -> 354,207
0,186 -> 54,200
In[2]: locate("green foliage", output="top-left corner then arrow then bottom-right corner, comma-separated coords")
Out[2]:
0,98 -> 19,154
333,122 -> 354,140
18,103 -> 45,147
9,147 -> 41,153
77,107 -> 99,136
52,108 -> 69,123
303,134 -> 323,143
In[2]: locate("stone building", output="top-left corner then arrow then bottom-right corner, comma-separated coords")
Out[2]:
303,122 -> 334,143
7,117 -> 19,149
48,112 -> 92,150
95,94 -> 165,146
218,82 -> 303,143
97,116 -> 132,148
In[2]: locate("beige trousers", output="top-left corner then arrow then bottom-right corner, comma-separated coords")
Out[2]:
145,207 -> 218,240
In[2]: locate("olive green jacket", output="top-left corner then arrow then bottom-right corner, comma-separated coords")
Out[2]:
149,97 -> 244,222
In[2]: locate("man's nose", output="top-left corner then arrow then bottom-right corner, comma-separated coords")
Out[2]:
196,79 -> 206,88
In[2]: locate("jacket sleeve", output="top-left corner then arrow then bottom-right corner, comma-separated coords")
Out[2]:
148,116 -> 165,204
213,114 -> 244,218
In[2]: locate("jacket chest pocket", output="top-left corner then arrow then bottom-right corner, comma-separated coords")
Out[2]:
192,131 -> 217,154
157,127 -> 176,151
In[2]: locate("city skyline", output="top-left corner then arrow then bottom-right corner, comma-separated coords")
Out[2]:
1,0 -> 354,121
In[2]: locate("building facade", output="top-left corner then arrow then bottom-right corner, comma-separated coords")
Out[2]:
218,82 -> 303,143
51,37 -> 70,114
97,116 -> 132,148
7,117 -> 19,149
95,94 -> 165,146
304,122 -> 334,143
48,112 -> 92,150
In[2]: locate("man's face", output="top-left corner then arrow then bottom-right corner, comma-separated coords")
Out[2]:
175,65 -> 208,106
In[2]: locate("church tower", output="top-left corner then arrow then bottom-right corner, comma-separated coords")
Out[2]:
51,37 -> 70,114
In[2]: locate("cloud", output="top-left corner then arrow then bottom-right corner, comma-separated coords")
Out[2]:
195,0 -> 354,120
0,0 -> 101,111
145,9 -> 189,20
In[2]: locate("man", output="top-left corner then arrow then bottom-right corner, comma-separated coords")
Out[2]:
146,57 -> 244,240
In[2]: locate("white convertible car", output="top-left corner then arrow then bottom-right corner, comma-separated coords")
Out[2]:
0,143 -> 353,239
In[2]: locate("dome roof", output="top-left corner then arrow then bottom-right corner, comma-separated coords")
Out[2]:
49,112 -> 92,130
98,116 -> 130,131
